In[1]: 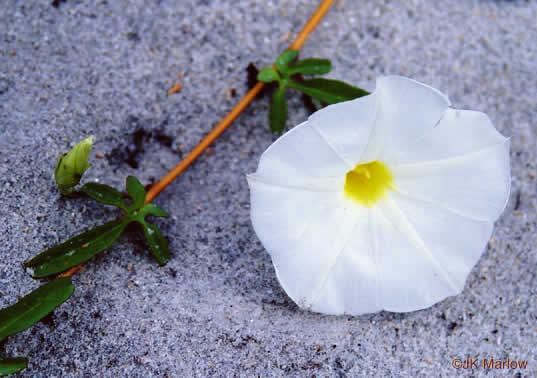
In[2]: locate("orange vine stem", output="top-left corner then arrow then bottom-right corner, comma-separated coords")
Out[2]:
55,0 -> 335,280
144,0 -> 335,203
57,264 -> 82,278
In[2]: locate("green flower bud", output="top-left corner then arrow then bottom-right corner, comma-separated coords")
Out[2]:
54,136 -> 94,195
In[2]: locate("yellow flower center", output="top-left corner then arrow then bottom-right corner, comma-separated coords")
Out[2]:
344,160 -> 394,206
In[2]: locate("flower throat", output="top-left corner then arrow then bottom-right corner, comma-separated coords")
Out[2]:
344,161 -> 393,206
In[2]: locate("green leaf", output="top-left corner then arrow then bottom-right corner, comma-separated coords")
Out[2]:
275,50 -> 298,73
126,176 -> 146,209
287,58 -> 332,76
54,136 -> 94,195
138,204 -> 169,218
257,67 -> 280,83
24,220 -> 128,278
0,278 -> 74,342
0,357 -> 28,376
269,86 -> 287,135
140,221 -> 169,265
81,182 -> 128,211
288,78 -> 369,104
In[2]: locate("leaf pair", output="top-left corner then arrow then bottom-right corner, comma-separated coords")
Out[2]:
25,176 -> 170,278
257,50 -> 369,135
0,278 -> 74,375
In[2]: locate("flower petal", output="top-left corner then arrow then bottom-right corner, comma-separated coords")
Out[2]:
384,109 -> 508,165
361,76 -> 451,161
372,202 -> 452,312
307,210 -> 382,315
374,195 -> 491,312
247,173 -> 342,263
249,184 -> 353,307
307,92 -> 377,165
389,192 -> 492,292
249,174 -> 382,314
391,137 -> 510,221
256,121 -> 350,183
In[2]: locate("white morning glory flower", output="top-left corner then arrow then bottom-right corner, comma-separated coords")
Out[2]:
247,75 -> 510,316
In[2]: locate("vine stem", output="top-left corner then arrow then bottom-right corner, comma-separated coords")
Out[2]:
144,0 -> 335,203
58,0 -> 335,279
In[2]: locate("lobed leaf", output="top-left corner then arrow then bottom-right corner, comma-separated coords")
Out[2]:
24,220 -> 128,278
126,176 -> 146,209
288,78 -> 369,104
0,278 -> 74,342
138,204 -> 169,218
0,357 -> 28,376
269,86 -> 287,135
257,67 -> 280,83
139,221 -> 170,266
275,50 -> 298,73
81,182 -> 128,211
288,58 -> 332,76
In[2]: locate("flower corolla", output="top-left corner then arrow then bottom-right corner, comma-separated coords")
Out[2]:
247,76 -> 510,315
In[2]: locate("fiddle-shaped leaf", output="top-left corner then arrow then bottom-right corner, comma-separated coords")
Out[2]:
288,78 -> 369,104
126,176 -> 146,209
24,220 -> 128,278
27,175 -> 171,278
0,357 -> 28,376
0,278 -> 74,341
275,50 -> 298,73
270,86 -> 287,135
138,203 -> 169,218
287,58 -> 332,76
257,67 -> 280,83
81,182 -> 128,211
139,221 -> 169,266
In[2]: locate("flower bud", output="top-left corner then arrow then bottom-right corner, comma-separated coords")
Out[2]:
54,136 -> 94,195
